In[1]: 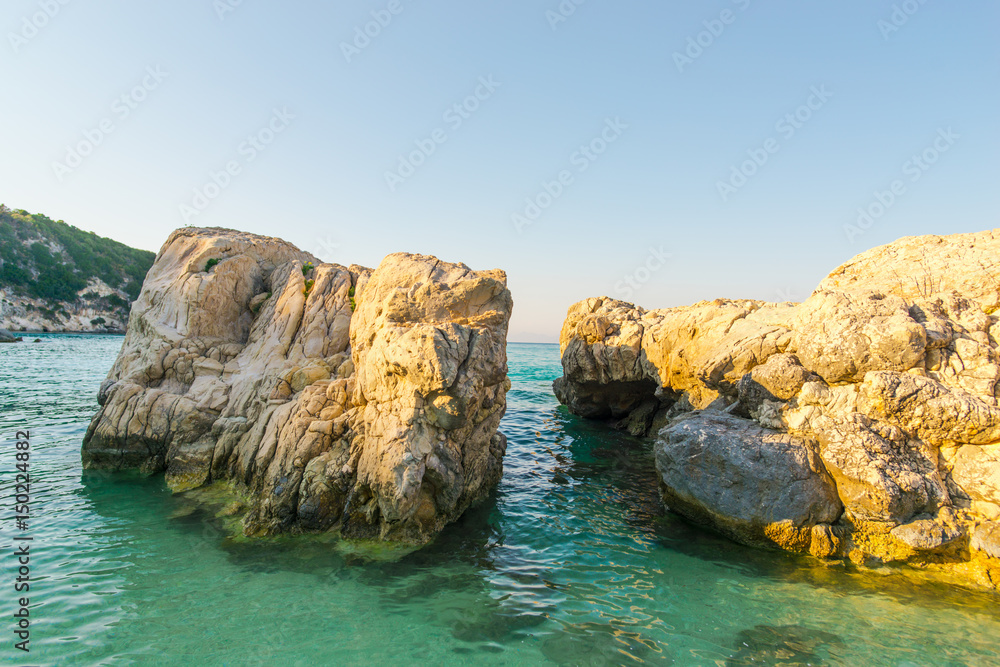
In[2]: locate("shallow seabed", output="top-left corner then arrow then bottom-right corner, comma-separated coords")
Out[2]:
1,336 -> 998,666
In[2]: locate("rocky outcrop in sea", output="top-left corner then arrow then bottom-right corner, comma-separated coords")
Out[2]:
0,328 -> 22,343
555,229 -> 1000,590
83,228 -> 513,545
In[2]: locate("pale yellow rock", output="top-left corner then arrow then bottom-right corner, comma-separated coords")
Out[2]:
193,357 -> 224,377
347,253 -> 512,543
817,228 -> 1000,311
288,365 -> 331,393
82,229 -> 513,547
556,228 -> 1000,590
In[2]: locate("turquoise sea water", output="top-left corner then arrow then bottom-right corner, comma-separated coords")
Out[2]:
2,336 -> 999,666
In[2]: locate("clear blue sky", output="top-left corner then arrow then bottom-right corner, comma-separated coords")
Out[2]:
2,1 -> 997,341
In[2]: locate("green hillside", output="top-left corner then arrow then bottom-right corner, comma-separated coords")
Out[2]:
0,204 -> 155,317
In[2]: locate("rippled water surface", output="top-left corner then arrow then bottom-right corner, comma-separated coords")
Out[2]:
2,336 -> 999,665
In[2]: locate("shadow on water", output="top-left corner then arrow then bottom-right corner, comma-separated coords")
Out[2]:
539,620 -> 671,666
724,624 -> 845,666
551,404 -> 1000,619
94,471 -> 563,652
355,495 -> 561,648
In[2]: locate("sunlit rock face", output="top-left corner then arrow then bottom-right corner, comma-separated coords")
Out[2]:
83,228 -> 513,546
556,229 -> 1000,590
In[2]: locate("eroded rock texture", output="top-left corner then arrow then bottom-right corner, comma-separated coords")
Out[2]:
556,229 -> 1000,589
83,228 -> 512,545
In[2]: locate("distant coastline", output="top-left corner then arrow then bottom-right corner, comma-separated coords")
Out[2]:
0,205 -> 154,335
17,330 -> 126,336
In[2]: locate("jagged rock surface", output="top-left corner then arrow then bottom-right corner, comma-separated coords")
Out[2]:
83,228 -> 513,545
556,229 -> 1000,590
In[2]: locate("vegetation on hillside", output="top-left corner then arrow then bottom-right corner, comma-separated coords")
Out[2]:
0,204 -> 155,315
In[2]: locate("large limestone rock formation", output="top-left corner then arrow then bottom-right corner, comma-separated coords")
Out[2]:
83,228 -> 513,545
556,229 -> 1000,589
